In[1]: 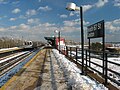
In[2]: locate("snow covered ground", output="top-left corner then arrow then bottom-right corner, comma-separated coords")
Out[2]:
52,49 -> 108,90
0,51 -> 29,64
68,50 -> 120,89
0,47 -> 19,52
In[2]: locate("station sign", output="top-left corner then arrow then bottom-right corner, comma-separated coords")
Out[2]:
87,20 -> 104,39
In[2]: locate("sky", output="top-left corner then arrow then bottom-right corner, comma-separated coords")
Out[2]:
0,0 -> 120,43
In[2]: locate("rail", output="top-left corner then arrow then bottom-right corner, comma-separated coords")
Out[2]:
0,52 -> 32,77
0,47 -> 43,87
56,45 -> 120,88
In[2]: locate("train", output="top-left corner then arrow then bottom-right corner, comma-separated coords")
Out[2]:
23,41 -> 44,49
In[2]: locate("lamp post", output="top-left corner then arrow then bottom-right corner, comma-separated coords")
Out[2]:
55,30 -> 60,53
66,2 -> 84,74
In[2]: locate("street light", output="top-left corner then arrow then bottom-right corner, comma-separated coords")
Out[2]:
54,30 -> 60,53
66,2 -> 84,74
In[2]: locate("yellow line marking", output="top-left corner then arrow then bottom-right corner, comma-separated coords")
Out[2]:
0,49 -> 44,90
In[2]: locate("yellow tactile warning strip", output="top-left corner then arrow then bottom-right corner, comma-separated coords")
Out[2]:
0,48 -> 69,90
0,49 -> 45,90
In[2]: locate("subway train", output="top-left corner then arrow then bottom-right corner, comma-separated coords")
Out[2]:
23,41 -> 38,49
23,41 -> 45,50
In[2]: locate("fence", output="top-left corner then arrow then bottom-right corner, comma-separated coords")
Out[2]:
56,45 -> 120,87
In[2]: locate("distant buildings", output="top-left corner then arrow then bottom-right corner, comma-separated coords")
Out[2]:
105,42 -> 120,53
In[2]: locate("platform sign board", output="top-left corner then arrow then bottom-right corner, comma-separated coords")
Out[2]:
87,20 -> 104,39
87,20 -> 105,75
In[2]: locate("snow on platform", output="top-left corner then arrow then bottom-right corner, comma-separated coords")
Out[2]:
1,48 -> 108,90
67,50 -> 120,89
52,49 -> 108,90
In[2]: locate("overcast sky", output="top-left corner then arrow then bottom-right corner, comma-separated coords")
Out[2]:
0,0 -> 120,42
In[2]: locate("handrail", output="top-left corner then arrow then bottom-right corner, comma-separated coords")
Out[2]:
56,45 -> 120,87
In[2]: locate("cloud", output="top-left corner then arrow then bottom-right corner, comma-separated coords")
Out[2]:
63,19 -> 89,27
83,5 -> 93,12
8,24 -> 30,31
19,15 -> 27,19
11,1 -> 20,4
18,23 -> 30,30
9,18 -> 17,21
69,12 -> 74,16
19,9 -> 37,19
38,6 -> 52,11
69,11 -> 79,17
6,24 -> 30,31
0,15 -> 7,20
12,8 -> 21,14
83,20 -> 90,25
42,22 -> 55,27
0,0 -> 8,4
114,0 -> 120,7
27,18 -> 40,24
9,26 -> 17,29
0,19 -> 89,42
68,0 -> 108,18
62,26 -> 80,33
26,9 -> 37,17
106,18 -> 120,32
68,4 -> 93,18
0,27 -> 6,31
113,19 -> 120,24
95,0 -> 108,8
0,0 -> 4,3
105,19 -> 120,42
60,14 -> 68,18
38,0 -> 41,2
63,20 -> 78,27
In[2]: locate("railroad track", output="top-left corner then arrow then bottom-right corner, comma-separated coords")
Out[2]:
0,51 -> 32,77
0,51 -> 24,61
0,47 -> 43,88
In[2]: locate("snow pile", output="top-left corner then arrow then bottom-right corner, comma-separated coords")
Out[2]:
52,49 -> 108,90
69,51 -> 120,88
0,47 -> 19,52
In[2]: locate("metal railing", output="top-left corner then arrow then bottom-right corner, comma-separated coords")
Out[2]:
56,45 -> 120,87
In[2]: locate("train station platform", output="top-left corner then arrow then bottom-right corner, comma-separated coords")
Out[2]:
0,48 -> 108,90
0,48 -> 69,90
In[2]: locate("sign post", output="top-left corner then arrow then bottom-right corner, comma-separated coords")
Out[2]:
87,20 -> 105,75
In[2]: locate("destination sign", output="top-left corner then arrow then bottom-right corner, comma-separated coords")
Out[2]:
87,20 -> 104,39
